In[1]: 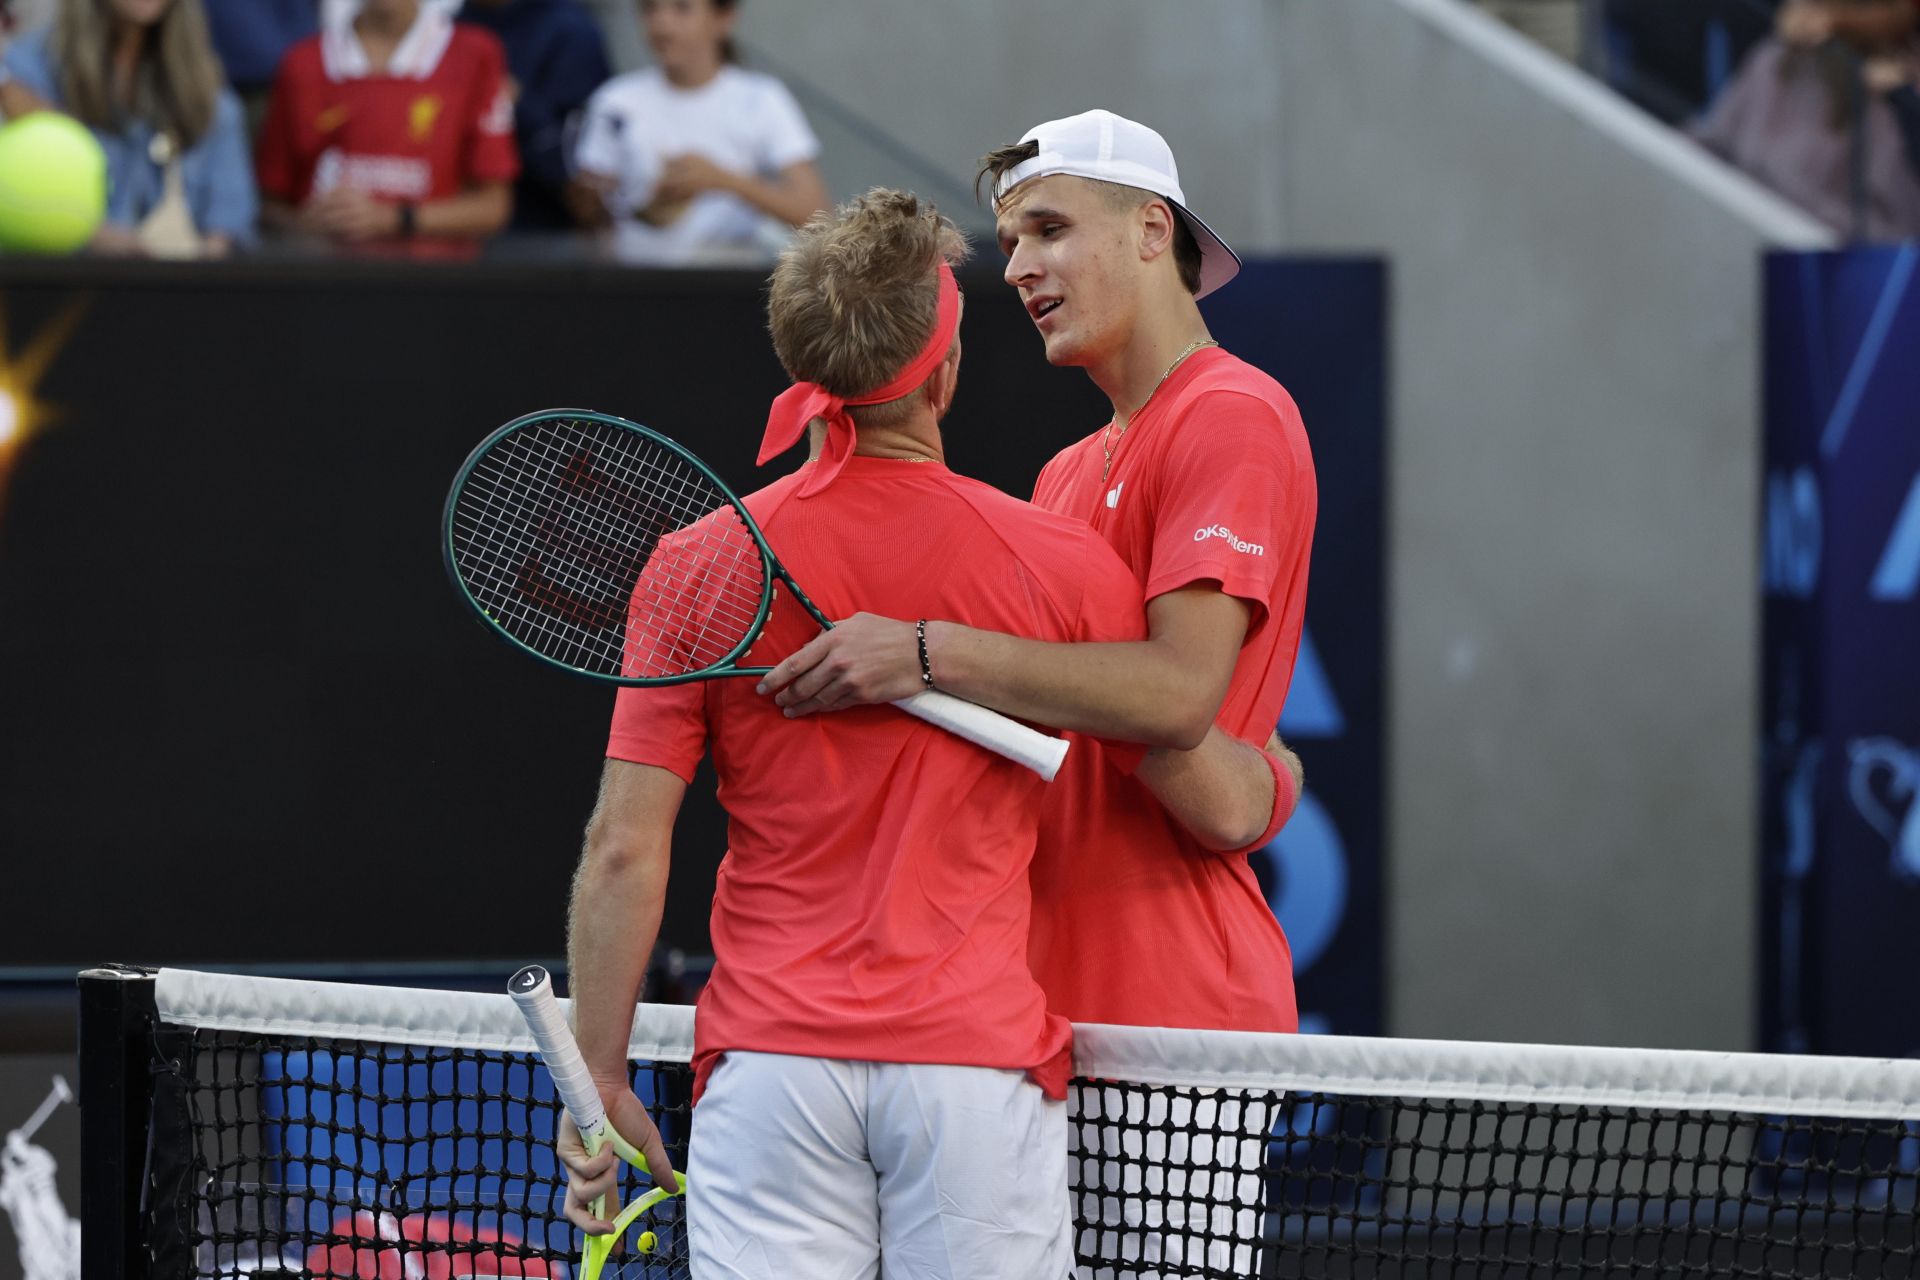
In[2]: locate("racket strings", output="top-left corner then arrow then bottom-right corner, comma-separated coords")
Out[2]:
449,417 -> 767,678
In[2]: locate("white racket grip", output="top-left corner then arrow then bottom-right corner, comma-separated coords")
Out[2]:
508,966 -> 607,1139
891,690 -> 1069,782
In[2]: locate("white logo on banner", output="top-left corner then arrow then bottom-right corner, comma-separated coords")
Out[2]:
1,1078 -> 80,1280
1848,738 -> 1920,880
1870,472 -> 1920,602
1765,467 -> 1821,598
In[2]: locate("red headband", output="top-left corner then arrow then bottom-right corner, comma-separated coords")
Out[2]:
759,262 -> 960,498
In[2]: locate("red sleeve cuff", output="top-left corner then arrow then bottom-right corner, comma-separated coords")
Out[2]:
604,741 -> 702,785
1230,743 -> 1298,856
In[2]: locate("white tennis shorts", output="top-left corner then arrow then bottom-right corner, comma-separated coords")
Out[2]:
687,1050 -> 1072,1280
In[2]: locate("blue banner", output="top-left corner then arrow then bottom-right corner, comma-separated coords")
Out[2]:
1762,245 -> 1920,1058
1206,261 -> 1386,1037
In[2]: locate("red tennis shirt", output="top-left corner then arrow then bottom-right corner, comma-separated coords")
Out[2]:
607,456 -> 1146,1101
1028,346 -> 1317,1032
257,21 -> 518,206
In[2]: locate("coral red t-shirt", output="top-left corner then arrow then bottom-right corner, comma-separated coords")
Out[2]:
606,457 -> 1146,1100
1029,346 -> 1317,1031
257,21 -> 518,205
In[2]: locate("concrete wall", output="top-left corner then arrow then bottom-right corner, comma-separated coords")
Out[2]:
738,3 -> 1289,248
1272,0 -> 1829,1051
730,0 -> 1834,1050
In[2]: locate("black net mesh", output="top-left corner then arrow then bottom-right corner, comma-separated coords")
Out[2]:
149,1025 -> 692,1279
146,1019 -> 1920,1279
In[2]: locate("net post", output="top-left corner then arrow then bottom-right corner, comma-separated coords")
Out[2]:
78,965 -> 158,1280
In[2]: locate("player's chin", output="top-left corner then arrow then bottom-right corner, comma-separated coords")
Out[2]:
1040,328 -> 1088,367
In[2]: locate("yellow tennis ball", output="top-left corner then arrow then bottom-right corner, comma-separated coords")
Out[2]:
0,112 -> 107,255
637,1230 -> 658,1254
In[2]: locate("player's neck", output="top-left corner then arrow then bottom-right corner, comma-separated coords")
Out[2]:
807,418 -> 945,466
1095,298 -> 1213,430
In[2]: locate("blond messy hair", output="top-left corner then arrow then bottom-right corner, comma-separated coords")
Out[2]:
768,188 -> 969,428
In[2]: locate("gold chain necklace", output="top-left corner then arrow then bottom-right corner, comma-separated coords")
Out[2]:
1102,339 -> 1218,481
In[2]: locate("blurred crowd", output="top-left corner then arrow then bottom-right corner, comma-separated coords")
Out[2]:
0,0 -> 827,259
1604,0 -> 1920,238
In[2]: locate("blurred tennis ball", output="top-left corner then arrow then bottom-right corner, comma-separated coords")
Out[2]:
0,112 -> 107,255
637,1230 -> 658,1254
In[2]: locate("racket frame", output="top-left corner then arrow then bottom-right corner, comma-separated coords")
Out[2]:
444,408 -> 839,688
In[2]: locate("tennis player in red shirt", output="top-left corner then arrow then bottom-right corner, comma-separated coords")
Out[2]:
761,114 -> 1314,1275
556,190 -> 1285,1280
257,0 -> 518,243
765,110 -> 1314,1037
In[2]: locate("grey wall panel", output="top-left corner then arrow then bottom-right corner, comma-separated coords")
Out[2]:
1273,0 -> 1829,1050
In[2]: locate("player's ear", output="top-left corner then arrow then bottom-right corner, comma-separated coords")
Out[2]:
928,337 -> 961,416
1138,198 -> 1177,267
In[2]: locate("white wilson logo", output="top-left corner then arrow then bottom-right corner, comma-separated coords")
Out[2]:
1194,524 -> 1265,556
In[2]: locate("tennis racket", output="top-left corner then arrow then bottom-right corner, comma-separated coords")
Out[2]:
443,409 -> 1070,780
508,964 -> 684,1280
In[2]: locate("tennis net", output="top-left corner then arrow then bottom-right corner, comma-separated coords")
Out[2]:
79,967 -> 1920,1279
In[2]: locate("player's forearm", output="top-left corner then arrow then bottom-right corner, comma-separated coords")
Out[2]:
418,183 -> 513,238
925,624 -> 1220,748
566,777 -> 676,1086
1135,728 -> 1281,851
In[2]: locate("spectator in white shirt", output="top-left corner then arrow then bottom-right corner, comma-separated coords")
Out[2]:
571,0 -> 826,259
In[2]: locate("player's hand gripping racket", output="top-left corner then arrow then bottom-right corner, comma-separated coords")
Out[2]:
509,965 -> 684,1280
444,409 -> 1069,780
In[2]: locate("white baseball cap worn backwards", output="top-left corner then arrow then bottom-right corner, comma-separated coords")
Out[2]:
991,108 -> 1242,300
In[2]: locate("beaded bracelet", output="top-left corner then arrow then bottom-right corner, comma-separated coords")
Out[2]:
915,619 -> 936,691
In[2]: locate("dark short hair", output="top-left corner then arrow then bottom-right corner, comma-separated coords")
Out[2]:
976,139 -> 1203,295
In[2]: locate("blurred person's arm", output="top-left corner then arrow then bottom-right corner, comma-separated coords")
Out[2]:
0,79 -> 47,118
0,29 -> 55,116
294,182 -> 513,240
652,155 -> 827,229
513,14 -> 612,199
255,51 -> 306,236
199,93 -> 259,255
1865,52 -> 1920,181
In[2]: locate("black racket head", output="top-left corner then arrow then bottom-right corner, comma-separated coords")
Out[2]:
444,410 -> 773,684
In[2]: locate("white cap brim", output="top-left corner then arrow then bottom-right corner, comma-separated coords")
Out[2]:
1168,199 -> 1241,300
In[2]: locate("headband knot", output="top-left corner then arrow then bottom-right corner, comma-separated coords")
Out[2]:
760,262 -> 960,498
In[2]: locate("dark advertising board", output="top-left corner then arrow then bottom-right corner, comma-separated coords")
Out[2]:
0,256 -> 1385,1037
1761,246 -> 1920,1058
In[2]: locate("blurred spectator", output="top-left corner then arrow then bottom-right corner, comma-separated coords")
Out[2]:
1,0 -> 256,256
1692,0 -> 1920,239
0,0 -> 57,35
457,0 -> 609,230
572,0 -> 825,261
200,0 -> 315,102
1602,0 -> 1779,123
576,0 -> 641,71
257,0 -> 518,245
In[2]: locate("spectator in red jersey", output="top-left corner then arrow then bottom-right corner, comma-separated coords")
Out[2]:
257,0 -> 517,244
